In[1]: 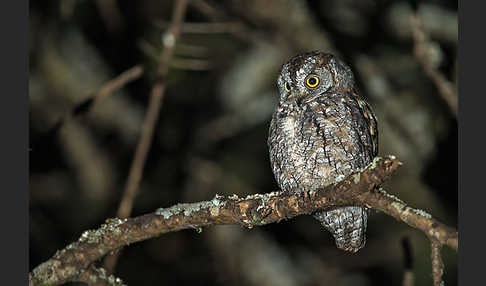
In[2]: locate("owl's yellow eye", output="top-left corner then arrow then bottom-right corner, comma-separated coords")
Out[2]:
284,82 -> 291,92
305,75 -> 320,88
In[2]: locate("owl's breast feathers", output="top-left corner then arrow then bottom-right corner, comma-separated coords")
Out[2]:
268,90 -> 378,194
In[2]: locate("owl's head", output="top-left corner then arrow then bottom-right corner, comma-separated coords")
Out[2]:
277,51 -> 355,105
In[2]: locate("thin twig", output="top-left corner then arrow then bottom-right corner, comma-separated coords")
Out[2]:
170,57 -> 212,70
114,82 -> 165,219
410,13 -> 457,117
52,65 -> 144,133
189,0 -> 262,44
176,43 -> 210,57
104,0 -> 190,273
190,0 -> 227,21
431,240 -> 445,286
97,65 -> 144,100
155,21 -> 246,34
29,156 -> 457,286
117,0 -> 188,219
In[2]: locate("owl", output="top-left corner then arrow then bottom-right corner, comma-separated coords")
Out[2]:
267,51 -> 378,252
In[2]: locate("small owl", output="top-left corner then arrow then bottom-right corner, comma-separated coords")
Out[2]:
268,51 -> 378,252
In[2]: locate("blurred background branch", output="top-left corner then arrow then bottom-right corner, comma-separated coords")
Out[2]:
402,237 -> 415,286
104,0 -> 190,273
410,9 -> 457,117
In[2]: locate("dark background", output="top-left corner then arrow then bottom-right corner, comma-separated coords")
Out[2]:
29,0 -> 457,285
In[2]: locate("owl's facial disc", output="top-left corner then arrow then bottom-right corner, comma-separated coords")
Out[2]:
277,52 -> 340,107
277,51 -> 359,107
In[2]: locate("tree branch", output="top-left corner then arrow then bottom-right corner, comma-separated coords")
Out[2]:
28,156 -> 458,286
363,186 -> 457,251
431,240 -> 445,286
74,265 -> 126,286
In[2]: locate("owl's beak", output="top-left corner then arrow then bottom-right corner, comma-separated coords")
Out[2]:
288,93 -> 303,106
302,94 -> 322,104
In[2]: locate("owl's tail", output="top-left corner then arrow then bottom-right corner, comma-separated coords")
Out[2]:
313,206 -> 368,253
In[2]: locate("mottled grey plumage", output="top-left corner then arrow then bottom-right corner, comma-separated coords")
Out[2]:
267,51 -> 378,252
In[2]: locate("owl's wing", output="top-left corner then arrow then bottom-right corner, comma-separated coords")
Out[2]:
350,90 -> 379,159
267,110 -> 279,151
267,109 -> 282,185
